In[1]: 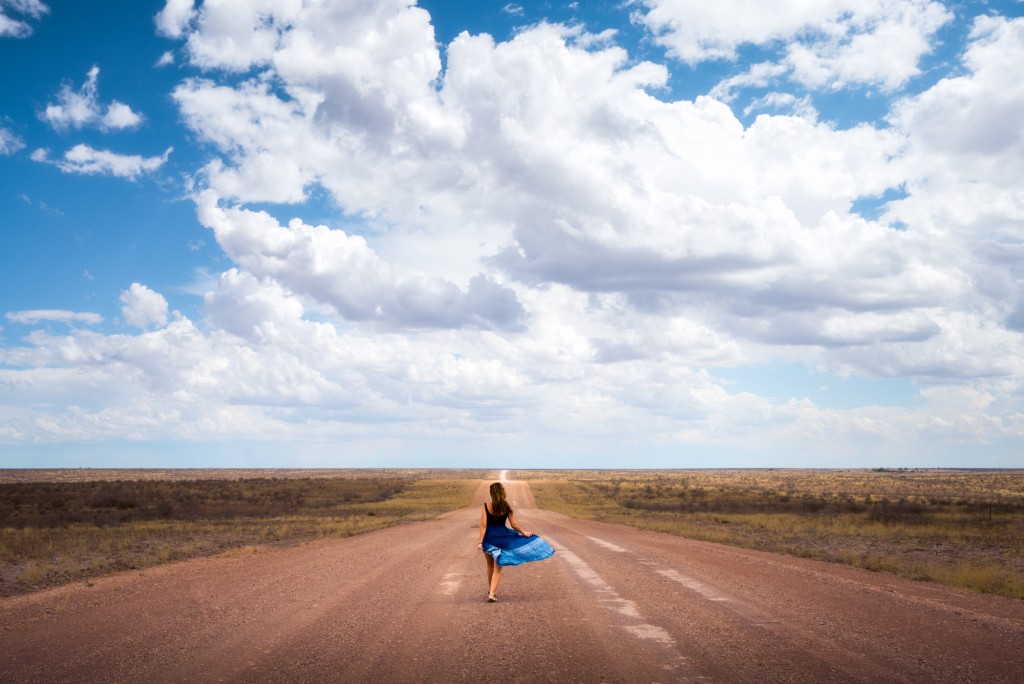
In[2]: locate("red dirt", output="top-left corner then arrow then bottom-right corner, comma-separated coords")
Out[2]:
2,479 -> 1022,683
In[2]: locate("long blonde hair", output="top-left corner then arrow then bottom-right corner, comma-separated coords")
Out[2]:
489,482 -> 511,515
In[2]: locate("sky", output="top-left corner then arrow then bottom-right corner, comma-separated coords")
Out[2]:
1,0 -> 1023,469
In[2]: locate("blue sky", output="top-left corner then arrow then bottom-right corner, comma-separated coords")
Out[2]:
1,0 -> 1023,468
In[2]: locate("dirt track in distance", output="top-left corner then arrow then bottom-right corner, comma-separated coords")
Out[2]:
2,477 -> 1023,683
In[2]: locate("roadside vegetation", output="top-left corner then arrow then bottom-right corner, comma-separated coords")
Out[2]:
0,470 -> 483,596
519,469 -> 1024,600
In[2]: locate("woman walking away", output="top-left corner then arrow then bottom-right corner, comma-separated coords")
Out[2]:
478,481 -> 555,602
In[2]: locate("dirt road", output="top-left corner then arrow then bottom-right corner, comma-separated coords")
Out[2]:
2,478 -> 1023,683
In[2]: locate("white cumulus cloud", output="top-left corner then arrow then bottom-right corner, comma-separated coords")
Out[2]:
154,0 -> 195,39
120,283 -> 170,329
0,125 -> 24,154
882,15 -> 1024,335
41,144 -> 172,179
161,3 -> 1016,386
641,0 -> 952,91
196,192 -> 526,331
0,0 -> 47,38
42,66 -> 144,131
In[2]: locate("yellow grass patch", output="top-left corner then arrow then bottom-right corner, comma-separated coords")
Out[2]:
1,473 -> 480,596
522,469 -> 1024,600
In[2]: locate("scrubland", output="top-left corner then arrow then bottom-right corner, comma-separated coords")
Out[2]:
7,467 -> 1022,601
0,469 -> 484,596
517,469 -> 1024,600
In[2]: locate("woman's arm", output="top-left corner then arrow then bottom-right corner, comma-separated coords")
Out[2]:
478,505 -> 487,549
508,512 -> 533,537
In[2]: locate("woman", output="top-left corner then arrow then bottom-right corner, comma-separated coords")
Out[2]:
478,481 -> 555,602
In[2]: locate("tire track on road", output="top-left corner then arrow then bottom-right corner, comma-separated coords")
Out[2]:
529,505 -> 1024,683
549,536 -> 710,682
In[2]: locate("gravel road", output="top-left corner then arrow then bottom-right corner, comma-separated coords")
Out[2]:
2,478 -> 1022,683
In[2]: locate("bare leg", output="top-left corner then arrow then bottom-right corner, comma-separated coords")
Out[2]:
489,563 -> 502,600
484,553 -> 494,593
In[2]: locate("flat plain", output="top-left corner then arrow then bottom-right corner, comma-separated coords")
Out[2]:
1,468 -> 485,596
3,467 -> 1022,600
520,468 -> 1024,599
2,474 -> 1023,683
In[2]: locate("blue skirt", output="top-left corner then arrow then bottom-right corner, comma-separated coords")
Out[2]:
482,526 -> 555,566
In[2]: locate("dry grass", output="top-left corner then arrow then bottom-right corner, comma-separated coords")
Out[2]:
0,470 -> 483,596
517,469 -> 1024,600
0,468 -> 491,484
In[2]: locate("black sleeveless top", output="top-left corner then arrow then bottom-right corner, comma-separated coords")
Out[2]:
484,503 -> 510,528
